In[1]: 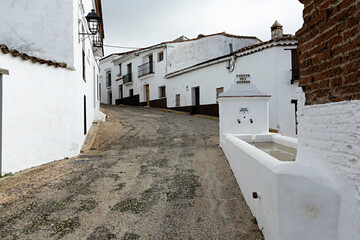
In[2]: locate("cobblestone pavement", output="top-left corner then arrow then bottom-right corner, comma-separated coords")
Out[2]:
0,105 -> 263,240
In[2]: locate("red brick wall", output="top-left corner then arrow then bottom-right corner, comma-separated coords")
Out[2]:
296,0 -> 360,105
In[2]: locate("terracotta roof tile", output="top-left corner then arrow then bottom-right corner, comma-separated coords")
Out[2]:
0,44 -> 67,68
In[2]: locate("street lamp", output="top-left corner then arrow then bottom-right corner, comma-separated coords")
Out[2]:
85,9 -> 101,35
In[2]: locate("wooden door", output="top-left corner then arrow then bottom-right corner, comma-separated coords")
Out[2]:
146,85 -> 150,106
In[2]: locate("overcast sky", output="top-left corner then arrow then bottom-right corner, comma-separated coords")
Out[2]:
102,0 -> 304,56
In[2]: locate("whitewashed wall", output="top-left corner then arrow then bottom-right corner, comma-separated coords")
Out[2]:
0,0 -> 103,174
0,55 -> 81,174
166,60 -> 236,108
166,44 -> 302,137
221,134 -> 341,240
167,35 -> 259,73
99,55 -> 117,104
296,100 -> 360,239
0,0 -> 74,66
235,46 -> 302,137
110,47 -> 167,104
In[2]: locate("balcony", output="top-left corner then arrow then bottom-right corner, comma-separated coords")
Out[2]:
124,73 -> 133,84
138,61 -> 154,78
291,69 -> 300,84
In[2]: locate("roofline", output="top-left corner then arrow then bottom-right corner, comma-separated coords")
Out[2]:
166,36 -> 297,79
162,31 -> 262,45
105,31 -> 263,64
0,44 -> 68,69
100,52 -> 125,62
112,44 -> 165,64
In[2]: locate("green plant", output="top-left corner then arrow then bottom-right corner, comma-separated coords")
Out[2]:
0,172 -> 14,178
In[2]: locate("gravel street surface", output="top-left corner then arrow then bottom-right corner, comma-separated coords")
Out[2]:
0,105 -> 263,240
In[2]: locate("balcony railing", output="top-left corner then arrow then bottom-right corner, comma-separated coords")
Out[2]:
123,73 -> 133,84
138,61 -> 154,78
291,69 -> 300,84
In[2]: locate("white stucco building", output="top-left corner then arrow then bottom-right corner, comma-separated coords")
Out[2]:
99,32 -> 261,108
0,0 -> 105,175
166,23 -> 302,137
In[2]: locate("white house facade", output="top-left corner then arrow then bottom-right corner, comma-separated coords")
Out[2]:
99,32 -> 261,108
166,24 -> 302,137
0,0 -> 105,175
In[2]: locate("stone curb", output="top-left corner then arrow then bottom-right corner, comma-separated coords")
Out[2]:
81,121 -> 101,153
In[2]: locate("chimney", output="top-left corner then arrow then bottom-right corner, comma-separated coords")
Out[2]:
271,20 -> 283,40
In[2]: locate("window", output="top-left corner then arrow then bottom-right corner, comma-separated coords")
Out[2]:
176,94 -> 180,107
124,63 -> 132,84
129,89 -> 134,97
216,87 -> 224,101
118,63 -> 122,76
159,86 -> 166,98
291,49 -> 300,83
138,55 -> 154,77
106,71 -> 111,87
158,51 -> 164,62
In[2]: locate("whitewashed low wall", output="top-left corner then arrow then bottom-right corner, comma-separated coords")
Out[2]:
221,134 -> 341,240
296,100 -> 360,239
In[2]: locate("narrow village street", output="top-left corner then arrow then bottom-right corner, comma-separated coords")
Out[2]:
0,105 -> 263,240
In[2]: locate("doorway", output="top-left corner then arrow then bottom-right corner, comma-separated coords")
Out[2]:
119,85 -> 123,99
145,84 -> 150,106
108,92 -> 112,104
191,87 -> 200,115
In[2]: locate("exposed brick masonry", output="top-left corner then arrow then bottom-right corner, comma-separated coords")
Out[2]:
296,0 -> 360,105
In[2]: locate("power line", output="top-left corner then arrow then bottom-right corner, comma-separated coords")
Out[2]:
103,44 -> 141,50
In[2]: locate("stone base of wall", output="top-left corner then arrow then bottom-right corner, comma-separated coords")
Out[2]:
115,95 -> 140,106
149,98 -> 167,108
169,104 -> 219,117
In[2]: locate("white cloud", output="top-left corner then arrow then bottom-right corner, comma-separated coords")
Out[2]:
102,0 -> 304,55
